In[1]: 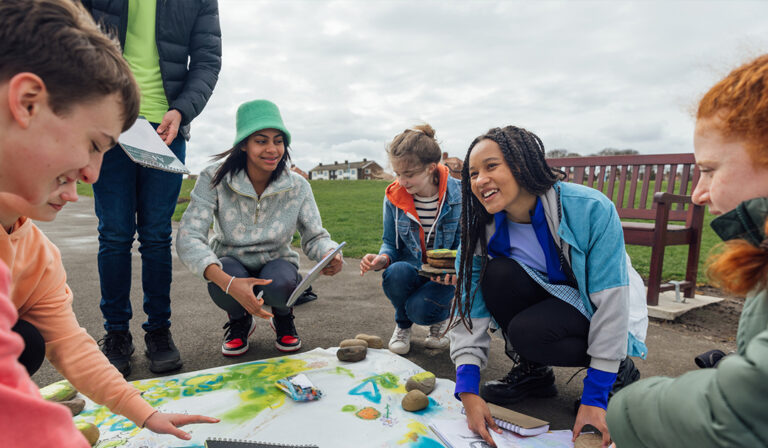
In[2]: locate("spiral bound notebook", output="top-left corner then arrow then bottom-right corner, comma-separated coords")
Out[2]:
204,438 -> 319,448
461,402 -> 549,436
118,117 -> 190,174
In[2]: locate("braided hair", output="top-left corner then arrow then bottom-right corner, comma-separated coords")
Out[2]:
448,126 -> 564,332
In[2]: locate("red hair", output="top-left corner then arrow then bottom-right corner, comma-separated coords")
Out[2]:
706,220 -> 768,295
697,54 -> 768,169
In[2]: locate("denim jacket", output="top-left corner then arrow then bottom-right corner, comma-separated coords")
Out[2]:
378,164 -> 461,268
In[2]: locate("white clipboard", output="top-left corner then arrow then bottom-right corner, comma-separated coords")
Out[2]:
286,242 -> 346,307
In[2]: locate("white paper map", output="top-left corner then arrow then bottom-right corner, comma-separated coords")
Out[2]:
71,348 -> 576,448
119,118 -> 189,174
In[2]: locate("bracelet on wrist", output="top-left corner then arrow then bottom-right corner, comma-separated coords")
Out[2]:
225,275 -> 235,295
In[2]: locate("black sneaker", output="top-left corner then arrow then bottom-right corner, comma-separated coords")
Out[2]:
269,309 -> 301,352
294,286 -> 318,306
221,314 -> 257,356
98,331 -> 134,377
609,357 -> 640,399
574,357 -> 641,413
144,328 -> 182,373
480,359 -> 557,405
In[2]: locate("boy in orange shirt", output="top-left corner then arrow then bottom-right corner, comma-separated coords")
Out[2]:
0,0 -> 217,445
1,179 -> 219,440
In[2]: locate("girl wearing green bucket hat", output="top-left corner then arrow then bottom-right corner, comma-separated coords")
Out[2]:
177,100 -> 343,355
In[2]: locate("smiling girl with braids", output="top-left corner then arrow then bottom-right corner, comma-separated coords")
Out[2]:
444,126 -> 648,447
607,54 -> 768,448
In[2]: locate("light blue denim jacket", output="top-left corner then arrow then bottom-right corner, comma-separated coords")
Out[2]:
450,181 -> 649,377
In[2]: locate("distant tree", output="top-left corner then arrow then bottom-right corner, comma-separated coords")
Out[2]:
591,148 -> 639,156
547,149 -> 582,158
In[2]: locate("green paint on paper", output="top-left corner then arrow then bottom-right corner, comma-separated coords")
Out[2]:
78,357 -> 312,427
364,372 -> 400,389
335,366 -> 355,378
342,405 -> 357,412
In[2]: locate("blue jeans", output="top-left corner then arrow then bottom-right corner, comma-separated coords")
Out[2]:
93,124 -> 185,332
381,261 -> 455,329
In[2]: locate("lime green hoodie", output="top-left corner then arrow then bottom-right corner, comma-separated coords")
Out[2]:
607,198 -> 768,447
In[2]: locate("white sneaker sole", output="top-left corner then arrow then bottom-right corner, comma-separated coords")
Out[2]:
269,317 -> 302,352
388,343 -> 410,355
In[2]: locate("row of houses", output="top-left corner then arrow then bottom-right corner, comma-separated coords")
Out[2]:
300,152 -> 464,181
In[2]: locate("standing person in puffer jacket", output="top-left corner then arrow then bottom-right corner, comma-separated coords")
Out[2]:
607,54 -> 768,448
82,0 -> 222,377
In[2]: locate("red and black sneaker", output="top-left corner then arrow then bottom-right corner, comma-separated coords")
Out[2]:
269,309 -> 301,352
221,314 -> 256,356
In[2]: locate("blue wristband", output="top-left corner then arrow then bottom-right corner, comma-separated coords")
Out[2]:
581,367 -> 617,410
454,364 -> 481,400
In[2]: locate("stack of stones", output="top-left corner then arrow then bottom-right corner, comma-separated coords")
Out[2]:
39,379 -> 99,446
425,249 -> 457,269
336,333 -> 384,362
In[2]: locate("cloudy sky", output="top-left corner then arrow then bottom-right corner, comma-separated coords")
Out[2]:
185,0 -> 768,175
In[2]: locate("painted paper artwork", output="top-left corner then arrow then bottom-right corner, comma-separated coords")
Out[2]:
72,348 -> 575,448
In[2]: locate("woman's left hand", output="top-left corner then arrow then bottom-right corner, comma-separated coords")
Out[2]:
143,411 -> 220,440
321,250 -> 343,276
572,404 -> 611,447
431,273 -> 457,285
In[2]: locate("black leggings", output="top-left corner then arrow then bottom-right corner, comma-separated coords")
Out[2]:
208,256 -> 301,319
481,257 -> 590,367
12,319 -> 45,376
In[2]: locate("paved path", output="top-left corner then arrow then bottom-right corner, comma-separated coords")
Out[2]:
32,196 -> 726,430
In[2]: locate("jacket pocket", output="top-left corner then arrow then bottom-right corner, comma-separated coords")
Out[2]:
437,218 -> 459,248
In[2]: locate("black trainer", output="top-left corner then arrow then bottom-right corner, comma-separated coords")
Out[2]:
609,357 -> 640,399
144,328 -> 182,373
269,309 -> 301,352
98,331 -> 134,377
480,359 -> 557,405
294,286 -> 318,306
221,314 -> 257,356
574,357 -> 641,413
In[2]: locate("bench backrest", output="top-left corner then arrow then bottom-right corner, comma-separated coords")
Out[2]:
546,153 -> 700,223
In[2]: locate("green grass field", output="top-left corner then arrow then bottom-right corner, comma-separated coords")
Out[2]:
77,178 -> 720,284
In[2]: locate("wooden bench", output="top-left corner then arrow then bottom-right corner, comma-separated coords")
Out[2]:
546,153 -> 705,306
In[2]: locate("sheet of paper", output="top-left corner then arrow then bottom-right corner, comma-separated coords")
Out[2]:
118,117 -> 190,174
286,242 -> 346,306
430,418 -> 574,448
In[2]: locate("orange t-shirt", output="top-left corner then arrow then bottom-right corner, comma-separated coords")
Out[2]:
0,259 -> 90,447
1,217 -> 155,426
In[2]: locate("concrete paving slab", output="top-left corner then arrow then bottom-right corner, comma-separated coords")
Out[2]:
647,290 -> 723,320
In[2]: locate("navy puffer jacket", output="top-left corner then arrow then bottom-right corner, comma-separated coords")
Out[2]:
82,0 -> 222,138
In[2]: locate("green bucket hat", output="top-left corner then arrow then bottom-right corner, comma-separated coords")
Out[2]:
233,99 -> 291,147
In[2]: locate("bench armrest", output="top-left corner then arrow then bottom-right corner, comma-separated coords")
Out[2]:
653,192 -> 692,204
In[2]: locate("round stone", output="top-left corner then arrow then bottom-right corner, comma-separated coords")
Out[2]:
405,371 -> 436,395
337,345 -> 367,362
354,333 -> 384,349
60,398 -> 86,416
339,338 -> 368,348
401,389 -> 429,412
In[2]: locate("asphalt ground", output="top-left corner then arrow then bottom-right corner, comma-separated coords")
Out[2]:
31,196 -> 729,430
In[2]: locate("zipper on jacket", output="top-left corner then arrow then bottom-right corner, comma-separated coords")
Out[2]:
550,184 -> 578,287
